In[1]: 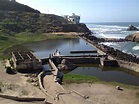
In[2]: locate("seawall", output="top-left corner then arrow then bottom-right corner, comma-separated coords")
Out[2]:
81,36 -> 139,72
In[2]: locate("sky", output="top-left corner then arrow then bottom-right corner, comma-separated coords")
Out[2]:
16,0 -> 139,23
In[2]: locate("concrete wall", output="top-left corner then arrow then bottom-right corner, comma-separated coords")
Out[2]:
41,57 -> 101,65
0,94 -> 45,102
100,58 -> 119,67
12,51 -> 42,72
65,57 -> 100,64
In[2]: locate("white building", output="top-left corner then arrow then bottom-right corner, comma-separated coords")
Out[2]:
10,0 -> 16,2
63,13 -> 80,24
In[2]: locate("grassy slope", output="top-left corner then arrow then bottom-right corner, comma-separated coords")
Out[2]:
0,32 -> 77,59
64,74 -> 99,84
64,74 -> 139,89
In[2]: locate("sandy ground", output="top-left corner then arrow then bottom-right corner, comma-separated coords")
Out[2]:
0,61 -> 46,104
47,32 -> 83,35
0,61 -> 139,104
63,83 -> 139,104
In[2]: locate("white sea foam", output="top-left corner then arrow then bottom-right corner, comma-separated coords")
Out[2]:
88,24 -> 128,37
102,42 -> 118,46
132,45 -> 139,50
92,24 -> 127,29
95,33 -> 125,39
87,23 -> 139,56
89,24 -> 138,39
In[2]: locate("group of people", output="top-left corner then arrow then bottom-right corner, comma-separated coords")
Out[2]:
49,49 -> 60,58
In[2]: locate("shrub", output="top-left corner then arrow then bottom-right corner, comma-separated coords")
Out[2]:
6,67 -> 16,74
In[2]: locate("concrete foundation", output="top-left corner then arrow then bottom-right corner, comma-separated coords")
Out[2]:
12,51 -> 42,72
100,58 -> 119,67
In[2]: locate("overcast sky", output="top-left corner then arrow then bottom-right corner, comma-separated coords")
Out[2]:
16,0 -> 139,23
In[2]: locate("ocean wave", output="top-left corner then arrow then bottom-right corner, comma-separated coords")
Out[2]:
102,42 -> 119,46
94,33 -> 125,39
92,24 -> 127,29
132,45 -> 139,50
89,28 -> 124,35
88,25 -> 126,35
87,23 -> 139,57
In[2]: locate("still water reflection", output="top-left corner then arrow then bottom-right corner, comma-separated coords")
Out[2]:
6,38 -> 139,86
69,65 -> 139,86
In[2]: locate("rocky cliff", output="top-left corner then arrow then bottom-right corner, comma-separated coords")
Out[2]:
127,25 -> 139,31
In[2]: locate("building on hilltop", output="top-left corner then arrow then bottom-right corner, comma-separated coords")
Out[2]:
9,0 -> 16,2
63,13 -> 80,24
12,51 -> 42,71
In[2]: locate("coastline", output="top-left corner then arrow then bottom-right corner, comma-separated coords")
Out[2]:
81,35 -> 139,73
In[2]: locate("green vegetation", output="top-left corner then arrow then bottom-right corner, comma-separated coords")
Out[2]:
21,90 -> 28,96
63,74 -> 100,84
0,82 -> 3,87
0,32 -> 77,59
14,32 -> 77,42
0,0 -> 89,59
0,0 -> 40,13
9,59 -> 14,67
63,74 -> 139,89
136,92 -> 139,98
0,82 -> 2,92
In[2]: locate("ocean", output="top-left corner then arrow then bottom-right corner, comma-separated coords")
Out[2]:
86,22 -> 139,56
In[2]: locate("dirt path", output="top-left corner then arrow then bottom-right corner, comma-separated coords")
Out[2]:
43,72 -> 95,104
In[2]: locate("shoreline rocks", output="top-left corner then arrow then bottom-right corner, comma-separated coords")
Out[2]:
58,59 -> 77,71
81,35 -> 139,64
127,25 -> 139,31
125,33 -> 139,42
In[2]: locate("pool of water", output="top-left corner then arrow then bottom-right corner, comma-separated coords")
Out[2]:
69,64 -> 139,86
5,38 -> 139,86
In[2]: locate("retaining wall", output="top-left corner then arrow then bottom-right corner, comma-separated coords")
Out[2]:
64,57 -> 100,64
0,94 -> 45,102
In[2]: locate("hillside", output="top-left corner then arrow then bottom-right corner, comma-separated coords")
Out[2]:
0,11 -> 90,35
0,0 -> 40,13
0,0 -> 90,36
0,0 -> 90,57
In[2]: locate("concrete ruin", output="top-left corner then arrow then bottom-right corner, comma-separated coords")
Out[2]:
12,51 -> 42,71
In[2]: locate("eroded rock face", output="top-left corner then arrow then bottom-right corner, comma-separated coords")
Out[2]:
127,25 -> 138,31
125,33 -> 139,42
61,23 -> 91,33
58,59 -> 77,70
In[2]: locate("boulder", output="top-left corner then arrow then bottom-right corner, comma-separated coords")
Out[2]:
127,25 -> 138,31
125,33 -> 139,42
58,59 -> 77,70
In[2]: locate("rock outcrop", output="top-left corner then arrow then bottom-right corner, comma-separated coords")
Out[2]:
61,23 -> 91,33
58,59 -> 77,71
125,33 -> 139,42
127,25 -> 138,31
